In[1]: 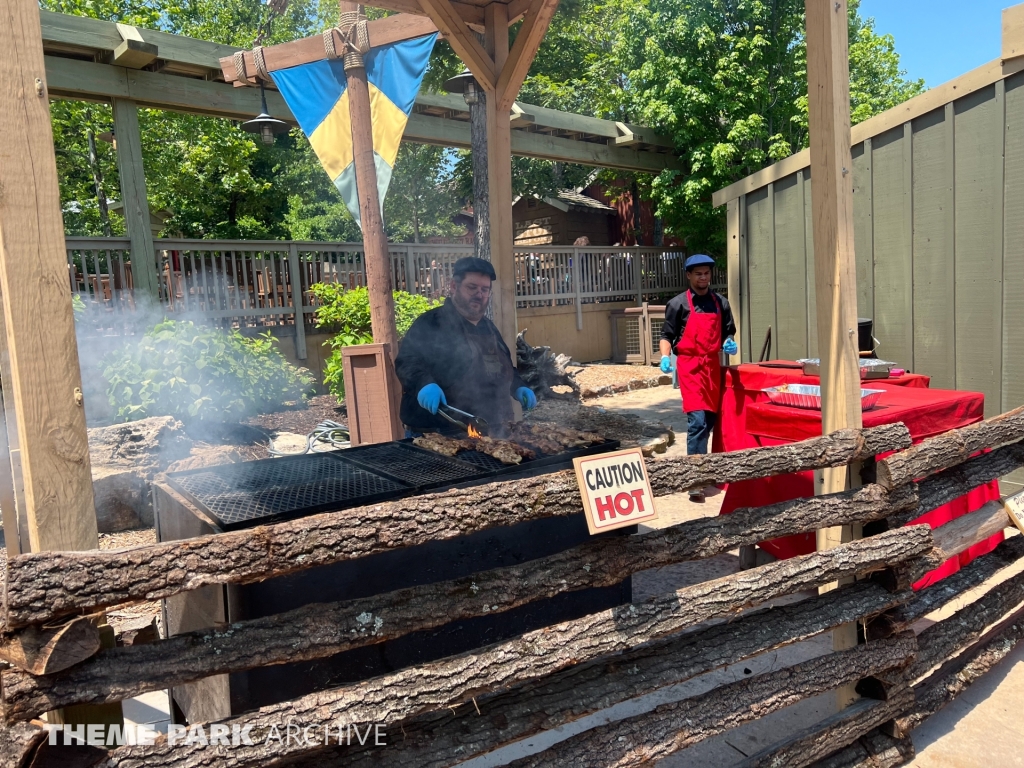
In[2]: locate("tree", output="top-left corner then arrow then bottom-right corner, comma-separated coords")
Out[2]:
384,143 -> 463,243
613,0 -> 924,256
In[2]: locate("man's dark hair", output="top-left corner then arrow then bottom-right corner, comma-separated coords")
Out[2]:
452,256 -> 496,281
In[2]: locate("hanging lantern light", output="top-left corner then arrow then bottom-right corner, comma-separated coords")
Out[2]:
242,81 -> 290,145
443,68 -> 479,103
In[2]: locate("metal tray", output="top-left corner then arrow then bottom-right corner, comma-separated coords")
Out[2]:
797,358 -> 895,378
762,384 -> 884,411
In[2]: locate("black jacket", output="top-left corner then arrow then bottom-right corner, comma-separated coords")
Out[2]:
395,301 -> 527,433
660,289 -> 736,349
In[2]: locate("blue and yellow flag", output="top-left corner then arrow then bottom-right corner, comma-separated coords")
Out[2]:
270,34 -> 437,228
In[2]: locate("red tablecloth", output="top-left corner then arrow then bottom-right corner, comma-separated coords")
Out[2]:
718,385 -> 1002,589
712,363 -> 931,455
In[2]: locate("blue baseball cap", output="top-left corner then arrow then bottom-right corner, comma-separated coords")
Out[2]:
684,254 -> 716,271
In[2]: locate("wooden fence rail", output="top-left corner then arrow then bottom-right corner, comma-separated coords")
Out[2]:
2,405 -> 1023,768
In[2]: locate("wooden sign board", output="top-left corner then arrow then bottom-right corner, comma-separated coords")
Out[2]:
1005,491 -> 1024,535
573,447 -> 657,534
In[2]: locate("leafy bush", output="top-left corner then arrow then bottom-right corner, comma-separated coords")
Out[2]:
309,283 -> 442,400
104,320 -> 315,424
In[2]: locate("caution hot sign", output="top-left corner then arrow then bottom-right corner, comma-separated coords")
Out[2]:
573,447 -> 657,534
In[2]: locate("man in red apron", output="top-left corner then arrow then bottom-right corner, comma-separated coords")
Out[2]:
659,254 -> 736,501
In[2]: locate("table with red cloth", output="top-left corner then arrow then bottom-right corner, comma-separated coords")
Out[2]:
714,366 -> 1002,589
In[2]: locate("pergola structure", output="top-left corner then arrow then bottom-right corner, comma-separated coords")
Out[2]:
39,9 -> 677,349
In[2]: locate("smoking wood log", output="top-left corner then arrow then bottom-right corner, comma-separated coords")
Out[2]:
896,604 -> 1024,734
909,563 -> 1024,682
506,637 -> 917,768
310,582 -> 911,768
0,719 -> 46,768
0,484 -> 916,719
738,686 -> 915,768
930,500 -> 1010,565
97,529 -> 931,767
0,614 -> 100,675
810,728 -> 914,768
1,423 -> 911,629
877,405 -> 1024,490
902,439 -> 1024,527
868,535 -> 1024,639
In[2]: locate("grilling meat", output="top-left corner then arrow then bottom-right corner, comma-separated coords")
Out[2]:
413,433 -> 471,457
474,437 -> 535,465
414,432 -> 535,465
511,422 -> 604,451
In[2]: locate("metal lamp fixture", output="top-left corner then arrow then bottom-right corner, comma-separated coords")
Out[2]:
242,81 -> 290,145
443,68 -> 479,104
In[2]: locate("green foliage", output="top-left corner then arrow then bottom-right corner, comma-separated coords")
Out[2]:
611,0 -> 925,256
309,283 -> 441,399
103,320 -> 314,423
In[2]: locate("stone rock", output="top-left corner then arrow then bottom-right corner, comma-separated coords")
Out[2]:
88,417 -> 193,532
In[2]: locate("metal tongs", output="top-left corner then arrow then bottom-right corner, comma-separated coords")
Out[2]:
437,404 -> 489,436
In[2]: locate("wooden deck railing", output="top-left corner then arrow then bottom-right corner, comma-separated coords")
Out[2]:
3,407 -> 1022,766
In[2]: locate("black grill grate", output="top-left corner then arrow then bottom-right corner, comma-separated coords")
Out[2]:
168,454 -> 406,529
341,442 -> 486,487
451,450 -> 508,472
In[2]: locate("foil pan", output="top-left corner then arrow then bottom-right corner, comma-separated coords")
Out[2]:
796,358 -> 896,378
762,384 -> 884,411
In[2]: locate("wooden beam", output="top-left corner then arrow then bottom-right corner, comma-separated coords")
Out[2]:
726,197 -> 742,362
484,1 -> 516,348
0,0 -> 98,554
805,0 -> 863,713
418,0 -> 496,90
0,614 -> 100,675
218,14 -> 438,85
111,99 -> 160,299
1004,4 -> 1024,61
111,24 -> 158,69
495,0 -> 559,111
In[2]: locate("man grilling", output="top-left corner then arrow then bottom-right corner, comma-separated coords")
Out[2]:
659,254 -> 737,502
396,257 -> 537,436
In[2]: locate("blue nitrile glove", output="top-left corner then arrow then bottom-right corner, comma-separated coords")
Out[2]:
515,386 -> 537,410
659,355 -> 673,374
417,383 -> 447,414
723,337 -> 738,356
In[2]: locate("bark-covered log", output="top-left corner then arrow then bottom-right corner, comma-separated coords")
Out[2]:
878,405 -> 1024,490
326,582 -> 911,768
810,728 -> 914,768
0,719 -> 45,768
1,484 -> 916,720
930,501 -> 1010,565
3,424 -> 910,630
869,535 -> 1024,638
909,563 -> 1024,681
897,604 -> 1024,734
0,614 -> 100,675
902,440 -> 1024,527
739,687 -> 915,768
507,638 -> 917,768
97,529 -> 931,768
646,423 -> 910,494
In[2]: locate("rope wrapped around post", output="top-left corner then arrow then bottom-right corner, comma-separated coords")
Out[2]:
337,9 -> 371,70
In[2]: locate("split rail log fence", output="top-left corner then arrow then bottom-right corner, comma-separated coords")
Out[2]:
2,406 -> 1024,767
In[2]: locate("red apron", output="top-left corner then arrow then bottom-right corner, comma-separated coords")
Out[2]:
675,290 -> 722,413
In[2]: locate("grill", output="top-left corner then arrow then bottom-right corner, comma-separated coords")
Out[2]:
166,437 -> 620,531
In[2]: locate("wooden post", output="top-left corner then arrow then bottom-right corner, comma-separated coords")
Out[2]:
340,3 -> 399,356
726,197 -> 742,363
0,0 -> 98,555
287,242 -> 307,360
483,1 -> 516,348
805,0 -> 864,711
111,99 -> 161,300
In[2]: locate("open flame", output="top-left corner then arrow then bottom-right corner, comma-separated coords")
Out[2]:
467,424 -> 482,439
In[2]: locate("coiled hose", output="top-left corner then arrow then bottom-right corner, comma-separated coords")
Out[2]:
267,419 -> 351,456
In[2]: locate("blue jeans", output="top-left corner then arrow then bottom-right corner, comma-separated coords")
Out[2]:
686,410 -> 717,456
